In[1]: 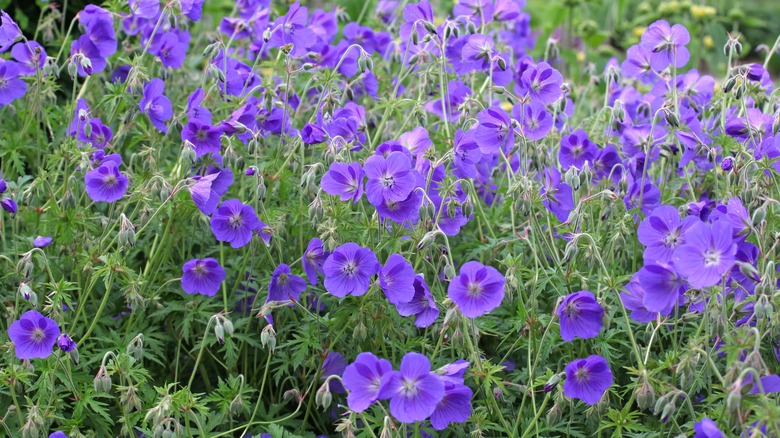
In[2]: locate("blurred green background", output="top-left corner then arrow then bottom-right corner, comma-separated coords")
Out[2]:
3,0 -> 779,76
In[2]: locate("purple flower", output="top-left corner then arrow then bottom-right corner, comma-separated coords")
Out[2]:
154,31 -> 189,69
514,101 -> 553,141
672,220 -> 737,289
638,263 -> 683,315
559,129 -> 598,170
694,418 -> 725,438
474,107 -> 513,155
541,167 -> 574,223
181,258 -> 226,296
183,120 -> 223,157
453,129 -> 482,178
0,10 -> 21,52
342,352 -> 393,412
85,161 -> 129,203
637,205 -> 697,264
303,238 -> 330,286
640,20 -> 690,70
623,180 -> 660,215
557,291 -> 604,342
320,162 -> 364,203
1,198 -> 17,215
430,380 -> 473,430
57,334 -> 77,352
0,62 -> 26,106
79,5 -> 117,59
448,261 -> 505,318
621,45 -> 654,82
563,355 -> 613,405
189,174 -> 221,215
269,2 -> 315,57
11,41 -> 47,75
323,243 -> 379,297
621,274 -> 658,323
129,0 -> 160,18
49,432 -> 67,438
376,190 -> 423,224
7,310 -> 61,360
322,351 -> 346,393
267,264 -> 306,304
139,78 -> 173,133
396,275 -> 439,328
210,199 -> 264,248
378,352 -> 445,423
33,236 -> 53,248
521,62 -> 563,105
379,254 -> 416,304
461,35 -> 494,71
364,152 -> 416,207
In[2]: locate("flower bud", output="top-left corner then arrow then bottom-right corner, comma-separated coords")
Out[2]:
423,21 -> 438,35
497,56 -> 507,71
544,373 -> 561,393
229,396 -> 244,417
118,213 -> 136,249
94,366 -> 112,394
417,231 -> 437,251
411,29 -> 419,45
443,264 -> 456,280
262,28 -> 272,42
261,325 -> 276,352
315,383 -> 332,409
721,156 -> 734,172
752,206 -> 767,227
214,319 -> 225,344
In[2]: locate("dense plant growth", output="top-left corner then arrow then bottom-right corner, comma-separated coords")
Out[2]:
1,0 -> 780,437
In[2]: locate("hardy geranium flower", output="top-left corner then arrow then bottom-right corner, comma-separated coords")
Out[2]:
210,199 -> 264,248
520,61 -> 563,105
342,352 -> 393,412
559,129 -> 598,170
640,20 -> 690,70
557,291 -> 604,342
84,161 -> 129,203
320,162 -> 364,203
79,5 -> 117,59
269,1 -> 314,57
0,62 -> 26,107
379,254 -> 416,304
0,10 -> 21,52
323,242 -> 379,297
183,120 -> 223,157
181,258 -> 226,296
448,261 -> 505,318
321,351 -> 346,393
563,355 -> 613,405
7,310 -> 61,360
540,167 -> 574,222
395,275 -> 439,328
139,78 -> 173,133
672,220 -> 737,289
638,263 -> 684,315
378,352 -> 445,423
637,205 -> 697,264
364,152 -> 416,207
189,173 -> 222,215
694,418 -> 725,438
57,334 -> 77,352
302,238 -> 330,286
514,101 -> 553,141
11,41 -> 47,75
33,236 -> 53,248
267,263 -> 306,304
474,106 -> 513,155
